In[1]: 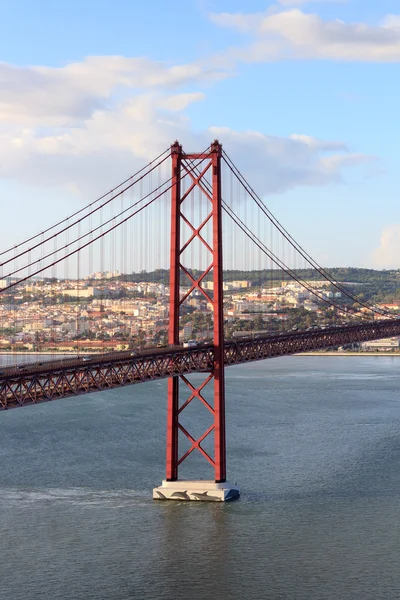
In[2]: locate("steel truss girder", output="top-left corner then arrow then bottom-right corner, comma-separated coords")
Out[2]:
2,319 -> 400,410
0,348 -> 213,410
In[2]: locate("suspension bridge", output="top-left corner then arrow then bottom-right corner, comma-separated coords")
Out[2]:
1,140 -> 398,501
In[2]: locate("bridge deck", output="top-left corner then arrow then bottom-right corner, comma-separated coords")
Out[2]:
1,320 -> 400,410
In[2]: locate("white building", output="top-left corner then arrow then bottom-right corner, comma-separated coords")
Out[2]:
361,338 -> 400,350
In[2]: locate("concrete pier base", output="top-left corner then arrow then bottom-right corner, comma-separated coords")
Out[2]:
153,480 -> 240,502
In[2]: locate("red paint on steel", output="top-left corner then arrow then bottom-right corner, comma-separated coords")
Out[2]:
165,140 -> 227,483
166,141 -> 182,481
210,141 -> 226,482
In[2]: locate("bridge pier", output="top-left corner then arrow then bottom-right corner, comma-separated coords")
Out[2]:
153,140 -> 239,502
153,480 -> 240,502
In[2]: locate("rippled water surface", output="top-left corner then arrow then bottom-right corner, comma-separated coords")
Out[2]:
1,356 -> 400,599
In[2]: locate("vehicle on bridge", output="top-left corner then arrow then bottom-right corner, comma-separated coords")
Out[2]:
183,340 -> 197,348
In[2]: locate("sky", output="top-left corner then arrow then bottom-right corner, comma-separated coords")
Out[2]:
1,0 -> 400,269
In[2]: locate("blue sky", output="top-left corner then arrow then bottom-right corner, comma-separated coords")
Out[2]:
1,0 -> 400,269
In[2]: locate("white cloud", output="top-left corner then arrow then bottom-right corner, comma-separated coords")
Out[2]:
0,55 -> 228,194
210,9 -> 400,63
383,15 -> 400,30
157,92 -> 206,112
0,54 -> 373,199
372,225 -> 400,269
209,127 -> 372,194
289,134 -> 347,151
0,56 -> 229,126
0,93 -> 200,195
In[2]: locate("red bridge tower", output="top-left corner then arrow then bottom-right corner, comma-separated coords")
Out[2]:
153,141 -> 239,502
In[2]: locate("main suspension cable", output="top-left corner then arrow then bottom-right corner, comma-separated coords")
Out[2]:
0,150 -> 171,268
222,151 -> 391,317
223,201 -> 375,320
1,145 -> 212,292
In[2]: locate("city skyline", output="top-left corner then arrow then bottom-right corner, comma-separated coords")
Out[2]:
1,0 -> 399,268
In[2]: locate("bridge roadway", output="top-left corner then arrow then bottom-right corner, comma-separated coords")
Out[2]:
2,318 -> 400,410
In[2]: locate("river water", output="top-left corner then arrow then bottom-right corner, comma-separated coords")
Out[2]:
1,356 -> 400,599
